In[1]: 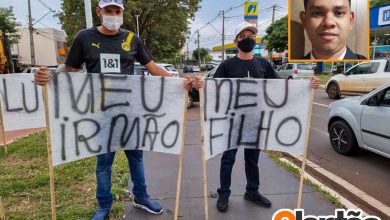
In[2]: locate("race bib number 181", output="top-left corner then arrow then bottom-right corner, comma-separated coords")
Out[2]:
100,53 -> 121,73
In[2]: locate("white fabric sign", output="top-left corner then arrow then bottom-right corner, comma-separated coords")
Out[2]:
0,74 -> 45,131
202,78 -> 311,160
48,73 -> 186,166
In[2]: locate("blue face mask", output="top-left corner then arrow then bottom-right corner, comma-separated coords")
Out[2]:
237,37 -> 256,53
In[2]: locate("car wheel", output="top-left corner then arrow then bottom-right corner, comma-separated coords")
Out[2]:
329,120 -> 358,155
187,93 -> 194,108
327,82 -> 340,99
288,76 -> 293,80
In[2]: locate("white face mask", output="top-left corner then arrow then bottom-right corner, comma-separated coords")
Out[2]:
101,15 -> 123,31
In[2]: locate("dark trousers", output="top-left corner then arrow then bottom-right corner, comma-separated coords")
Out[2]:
217,148 -> 260,198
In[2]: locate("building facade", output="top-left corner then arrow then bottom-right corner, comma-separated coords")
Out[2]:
12,28 -> 68,67
370,4 -> 390,58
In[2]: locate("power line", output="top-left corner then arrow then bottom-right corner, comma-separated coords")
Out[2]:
189,0 -> 253,40
38,0 -> 54,11
189,14 -> 221,41
224,0 -> 251,14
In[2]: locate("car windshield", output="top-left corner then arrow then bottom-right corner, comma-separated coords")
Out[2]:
297,64 -> 312,70
165,65 -> 176,71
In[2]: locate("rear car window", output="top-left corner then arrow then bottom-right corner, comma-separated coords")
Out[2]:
384,60 -> 390,72
277,65 -> 286,71
357,62 -> 380,74
297,64 -> 312,70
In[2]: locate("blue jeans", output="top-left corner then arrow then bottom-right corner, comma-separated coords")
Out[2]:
96,150 -> 148,209
217,149 -> 260,198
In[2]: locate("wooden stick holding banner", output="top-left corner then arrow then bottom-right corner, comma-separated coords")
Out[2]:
199,88 -> 209,220
43,85 -> 57,220
0,102 -> 8,154
297,88 -> 315,208
174,92 -> 189,220
0,197 -> 5,220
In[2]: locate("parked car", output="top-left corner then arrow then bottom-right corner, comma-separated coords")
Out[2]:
192,65 -> 200,72
134,63 -> 150,76
205,67 -> 218,78
157,63 -> 178,77
328,83 -> 390,159
276,63 -> 314,80
22,67 -> 56,73
204,63 -> 215,71
325,59 -> 390,99
184,65 -> 193,73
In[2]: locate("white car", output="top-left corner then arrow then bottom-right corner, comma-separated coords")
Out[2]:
276,63 -> 314,80
157,63 -> 179,77
192,66 -> 200,72
22,67 -> 56,73
325,59 -> 390,99
328,83 -> 390,158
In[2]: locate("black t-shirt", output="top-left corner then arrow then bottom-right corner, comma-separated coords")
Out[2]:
213,56 -> 279,79
65,26 -> 153,74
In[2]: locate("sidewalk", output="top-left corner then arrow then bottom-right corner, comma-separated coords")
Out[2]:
124,106 -> 337,219
0,127 -> 44,145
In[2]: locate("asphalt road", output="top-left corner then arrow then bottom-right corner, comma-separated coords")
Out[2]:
309,89 -> 390,206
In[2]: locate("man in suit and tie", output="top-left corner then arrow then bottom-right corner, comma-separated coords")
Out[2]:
299,0 -> 366,60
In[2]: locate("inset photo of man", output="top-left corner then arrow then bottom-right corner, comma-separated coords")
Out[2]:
289,0 -> 370,61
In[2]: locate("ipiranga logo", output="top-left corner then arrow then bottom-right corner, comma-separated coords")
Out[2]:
272,209 -> 381,220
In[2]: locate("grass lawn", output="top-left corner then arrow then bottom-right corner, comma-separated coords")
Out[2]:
316,73 -> 333,85
0,131 -> 130,219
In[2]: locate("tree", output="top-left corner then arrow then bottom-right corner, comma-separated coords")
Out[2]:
57,0 -> 200,61
265,16 -> 287,53
192,48 -> 211,63
0,7 -> 20,44
370,0 -> 390,7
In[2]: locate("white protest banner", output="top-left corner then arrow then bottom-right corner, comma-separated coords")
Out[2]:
202,78 -> 311,160
0,74 -> 45,131
47,73 -> 186,166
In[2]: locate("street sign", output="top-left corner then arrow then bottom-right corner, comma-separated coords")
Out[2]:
379,5 -> 390,26
244,2 -> 259,16
244,2 -> 259,25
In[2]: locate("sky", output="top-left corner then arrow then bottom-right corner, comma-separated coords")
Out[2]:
0,0 -> 63,30
0,0 -> 287,52
187,0 -> 287,53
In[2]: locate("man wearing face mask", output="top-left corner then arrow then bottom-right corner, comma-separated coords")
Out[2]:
34,0 -> 197,219
213,22 -> 320,212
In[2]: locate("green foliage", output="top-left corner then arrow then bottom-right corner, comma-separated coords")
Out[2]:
0,7 -> 20,44
57,0 -> 200,61
265,16 -> 287,53
0,131 -> 129,219
370,0 -> 390,7
254,53 -> 262,58
192,48 -> 211,63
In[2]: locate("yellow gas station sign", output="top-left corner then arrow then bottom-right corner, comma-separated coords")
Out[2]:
244,2 -> 259,17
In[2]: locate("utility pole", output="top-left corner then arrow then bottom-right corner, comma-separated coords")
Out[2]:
84,0 -> 93,28
221,10 -> 225,61
28,0 -> 35,65
197,31 -> 201,68
272,4 -> 276,23
135,15 -> 140,36
268,4 -> 277,63
186,38 -> 189,64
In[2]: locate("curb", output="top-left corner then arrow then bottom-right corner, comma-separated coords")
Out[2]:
284,155 -> 390,219
279,158 -> 367,215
